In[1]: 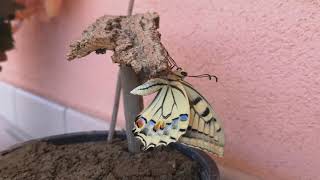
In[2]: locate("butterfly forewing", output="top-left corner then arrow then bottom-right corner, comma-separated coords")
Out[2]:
130,78 -> 168,96
131,79 -> 190,150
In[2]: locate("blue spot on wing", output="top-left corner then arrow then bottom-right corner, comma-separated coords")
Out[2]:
163,123 -> 172,135
148,119 -> 156,126
172,118 -> 179,129
179,114 -> 188,121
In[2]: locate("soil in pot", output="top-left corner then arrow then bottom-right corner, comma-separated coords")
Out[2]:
0,138 -> 200,180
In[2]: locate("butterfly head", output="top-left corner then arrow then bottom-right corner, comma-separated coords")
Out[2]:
169,67 -> 218,82
168,68 -> 188,80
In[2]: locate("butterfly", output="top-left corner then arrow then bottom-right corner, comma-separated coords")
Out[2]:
131,68 -> 225,157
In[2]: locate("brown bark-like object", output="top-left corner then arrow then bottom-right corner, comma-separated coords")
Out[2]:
66,12 -> 172,153
67,12 -> 169,78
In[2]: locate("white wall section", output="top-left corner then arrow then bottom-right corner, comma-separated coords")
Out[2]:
0,82 -> 16,124
15,89 -> 65,138
65,108 -> 110,133
0,81 -> 111,139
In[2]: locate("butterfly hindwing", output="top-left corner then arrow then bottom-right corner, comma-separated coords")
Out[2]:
179,81 -> 225,157
131,79 -> 190,150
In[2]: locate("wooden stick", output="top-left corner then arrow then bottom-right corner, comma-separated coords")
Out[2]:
121,0 -> 142,153
107,0 -> 142,153
107,0 -> 135,143
107,70 -> 121,143
120,65 -> 143,153
127,0 -> 135,15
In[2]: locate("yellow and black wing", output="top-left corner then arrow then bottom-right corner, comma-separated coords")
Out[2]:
131,78 -> 190,150
179,81 -> 225,157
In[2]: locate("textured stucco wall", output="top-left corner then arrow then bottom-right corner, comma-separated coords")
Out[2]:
1,0 -> 319,179
133,1 -> 320,179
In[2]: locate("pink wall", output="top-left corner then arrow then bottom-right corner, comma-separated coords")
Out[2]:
1,0 -> 319,179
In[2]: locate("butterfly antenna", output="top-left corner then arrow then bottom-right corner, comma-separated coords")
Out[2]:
188,74 -> 218,82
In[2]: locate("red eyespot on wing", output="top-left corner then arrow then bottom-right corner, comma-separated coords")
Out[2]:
135,117 -> 146,128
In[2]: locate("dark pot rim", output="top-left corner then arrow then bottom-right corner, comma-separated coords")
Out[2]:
1,130 -> 220,180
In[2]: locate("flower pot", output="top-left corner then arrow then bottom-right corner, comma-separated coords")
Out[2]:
0,131 -> 219,180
